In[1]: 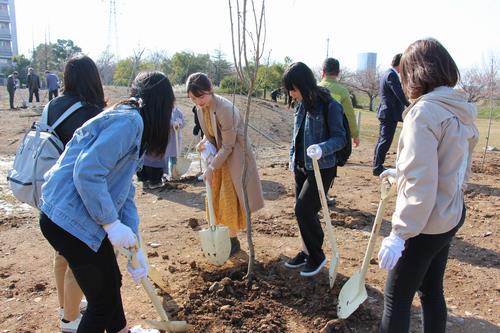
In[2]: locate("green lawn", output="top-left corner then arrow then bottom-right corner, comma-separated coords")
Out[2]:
356,108 -> 500,152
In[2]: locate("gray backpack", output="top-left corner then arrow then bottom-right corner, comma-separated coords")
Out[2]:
7,101 -> 82,208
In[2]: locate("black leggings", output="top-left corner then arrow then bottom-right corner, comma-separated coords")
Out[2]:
380,205 -> 466,333
40,213 -> 127,333
294,165 -> 337,265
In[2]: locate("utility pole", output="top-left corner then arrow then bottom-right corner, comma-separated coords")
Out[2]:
326,38 -> 330,58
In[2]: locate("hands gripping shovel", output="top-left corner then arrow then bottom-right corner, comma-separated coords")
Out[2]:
198,181 -> 231,265
337,176 -> 395,319
311,157 -> 339,288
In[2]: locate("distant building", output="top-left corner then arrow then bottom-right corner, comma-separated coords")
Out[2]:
0,0 -> 18,72
357,52 -> 377,73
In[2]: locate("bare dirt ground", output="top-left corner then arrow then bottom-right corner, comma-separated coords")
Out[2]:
0,87 -> 498,332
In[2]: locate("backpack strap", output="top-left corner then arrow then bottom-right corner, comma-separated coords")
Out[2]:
41,100 -> 83,130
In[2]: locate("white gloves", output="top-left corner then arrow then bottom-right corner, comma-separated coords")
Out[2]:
200,141 -> 217,163
378,232 -> 405,270
306,144 -> 322,160
288,160 -> 294,172
380,168 -> 396,180
103,220 -> 137,248
127,248 -> 149,284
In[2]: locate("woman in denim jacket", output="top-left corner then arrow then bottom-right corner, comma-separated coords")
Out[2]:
283,62 -> 346,277
39,71 -> 175,332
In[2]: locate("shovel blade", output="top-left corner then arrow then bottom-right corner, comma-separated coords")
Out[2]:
328,254 -> 339,289
174,157 -> 191,177
145,319 -> 190,332
337,271 -> 368,319
198,225 -> 231,266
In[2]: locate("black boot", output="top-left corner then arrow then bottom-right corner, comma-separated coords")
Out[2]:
230,237 -> 241,256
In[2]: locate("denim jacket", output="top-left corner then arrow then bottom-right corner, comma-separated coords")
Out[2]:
290,96 -> 346,171
40,105 -> 144,252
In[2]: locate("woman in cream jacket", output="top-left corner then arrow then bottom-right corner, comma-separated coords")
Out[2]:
378,39 -> 479,332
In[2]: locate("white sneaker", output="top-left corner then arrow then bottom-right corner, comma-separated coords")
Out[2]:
58,299 -> 88,319
60,313 -> 82,333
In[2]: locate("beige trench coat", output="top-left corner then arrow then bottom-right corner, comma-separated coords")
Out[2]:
196,94 -> 264,213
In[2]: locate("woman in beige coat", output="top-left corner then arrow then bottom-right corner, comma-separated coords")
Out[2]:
186,73 -> 264,256
377,38 -> 479,332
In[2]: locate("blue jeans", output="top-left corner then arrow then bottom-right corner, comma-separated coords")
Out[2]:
380,204 -> 466,333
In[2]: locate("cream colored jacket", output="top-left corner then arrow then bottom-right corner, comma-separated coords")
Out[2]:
392,86 -> 479,240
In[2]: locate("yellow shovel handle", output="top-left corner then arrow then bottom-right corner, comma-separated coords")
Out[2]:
311,158 -> 339,255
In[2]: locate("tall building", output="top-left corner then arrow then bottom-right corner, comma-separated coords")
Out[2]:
0,0 -> 18,71
357,52 -> 377,73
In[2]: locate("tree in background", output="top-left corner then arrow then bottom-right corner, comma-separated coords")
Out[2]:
256,62 -> 285,98
52,39 -> 82,72
211,48 -> 233,86
170,51 -> 211,85
31,39 -> 82,74
1,54 -> 31,86
342,68 -> 381,111
96,48 -> 116,85
459,57 -> 499,103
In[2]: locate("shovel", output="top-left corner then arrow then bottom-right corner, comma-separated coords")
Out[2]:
129,247 -> 189,332
337,177 -> 395,319
311,157 -> 339,288
198,182 -> 231,265
171,127 -> 191,178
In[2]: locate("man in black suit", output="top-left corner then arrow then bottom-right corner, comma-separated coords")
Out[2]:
6,71 -> 18,110
372,53 -> 409,176
27,67 -> 41,104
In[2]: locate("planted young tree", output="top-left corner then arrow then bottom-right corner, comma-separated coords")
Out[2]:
228,0 -> 266,284
481,56 -> 499,169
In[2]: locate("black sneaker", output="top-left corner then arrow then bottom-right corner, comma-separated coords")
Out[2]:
300,256 -> 327,277
284,251 -> 308,268
230,237 -> 241,256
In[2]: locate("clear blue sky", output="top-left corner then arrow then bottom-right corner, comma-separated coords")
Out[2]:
15,0 -> 500,71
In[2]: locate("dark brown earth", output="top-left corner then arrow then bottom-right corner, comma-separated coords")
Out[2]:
0,87 -> 498,332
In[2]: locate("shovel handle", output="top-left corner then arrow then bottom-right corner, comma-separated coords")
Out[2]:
359,180 -> 394,278
311,158 -> 339,255
174,127 -> 182,158
205,183 -> 217,228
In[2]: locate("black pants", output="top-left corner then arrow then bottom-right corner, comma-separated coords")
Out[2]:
373,119 -> 397,172
29,89 -> 40,102
8,90 -> 15,109
49,89 -> 59,101
40,213 -> 127,333
294,164 -> 336,265
136,165 -> 163,183
380,205 -> 466,333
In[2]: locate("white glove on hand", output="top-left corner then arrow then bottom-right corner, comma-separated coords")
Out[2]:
378,232 -> 405,270
306,144 -> 322,160
103,220 -> 137,248
288,160 -> 294,172
380,168 -> 396,180
127,248 -> 149,284
200,141 -> 217,162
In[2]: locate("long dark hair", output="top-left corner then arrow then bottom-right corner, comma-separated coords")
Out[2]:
282,62 -> 330,111
129,71 -> 175,156
62,54 -> 106,108
400,38 -> 460,99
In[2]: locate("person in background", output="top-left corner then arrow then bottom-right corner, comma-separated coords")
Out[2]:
46,70 -> 60,101
164,106 -> 185,180
7,70 -> 18,109
319,57 -> 360,207
372,53 -> 410,176
46,54 -> 106,333
378,38 -> 478,333
27,67 -> 41,104
283,62 -> 346,277
186,72 -> 264,256
40,71 -> 174,332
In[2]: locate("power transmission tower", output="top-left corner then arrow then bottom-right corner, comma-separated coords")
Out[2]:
106,0 -> 120,58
